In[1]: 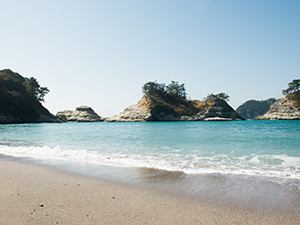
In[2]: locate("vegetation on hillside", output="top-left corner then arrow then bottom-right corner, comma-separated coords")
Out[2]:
142,81 -> 187,99
0,69 -> 51,122
236,98 -> 276,119
282,79 -> 300,95
142,81 -> 198,118
190,99 -> 216,115
203,93 -> 230,102
282,79 -> 300,108
142,81 -> 231,118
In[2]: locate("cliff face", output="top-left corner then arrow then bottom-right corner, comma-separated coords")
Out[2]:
105,97 -> 152,122
254,97 -> 300,120
105,96 -> 244,122
56,106 -> 103,122
200,99 -> 245,121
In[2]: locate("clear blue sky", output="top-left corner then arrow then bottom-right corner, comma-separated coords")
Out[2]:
1,0 -> 299,117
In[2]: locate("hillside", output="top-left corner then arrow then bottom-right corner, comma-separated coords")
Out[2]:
236,98 -> 276,119
0,69 -> 56,123
143,89 -> 199,120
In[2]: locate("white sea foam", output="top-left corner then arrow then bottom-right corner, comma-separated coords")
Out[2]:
1,144 -> 300,179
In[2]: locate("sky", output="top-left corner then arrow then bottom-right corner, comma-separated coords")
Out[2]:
1,0 -> 300,117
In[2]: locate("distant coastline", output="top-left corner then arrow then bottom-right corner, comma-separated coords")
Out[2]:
1,69 -> 299,123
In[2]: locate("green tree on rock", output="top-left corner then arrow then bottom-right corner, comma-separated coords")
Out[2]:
25,77 -> 49,102
142,80 -> 187,99
204,92 -> 230,101
282,79 -> 300,95
142,81 -> 165,95
141,80 -> 196,118
282,79 -> 300,108
166,81 -> 187,99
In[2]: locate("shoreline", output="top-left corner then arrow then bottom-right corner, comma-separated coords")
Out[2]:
2,155 -> 300,211
1,159 -> 300,224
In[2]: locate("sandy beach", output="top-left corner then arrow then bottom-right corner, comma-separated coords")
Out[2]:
0,160 -> 299,224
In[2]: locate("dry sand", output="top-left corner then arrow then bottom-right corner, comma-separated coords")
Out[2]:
0,160 -> 299,225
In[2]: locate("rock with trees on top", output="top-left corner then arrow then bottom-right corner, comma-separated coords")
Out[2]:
0,69 -> 56,123
105,81 -> 244,122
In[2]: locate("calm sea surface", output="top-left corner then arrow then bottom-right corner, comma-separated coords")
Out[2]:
0,120 -> 299,179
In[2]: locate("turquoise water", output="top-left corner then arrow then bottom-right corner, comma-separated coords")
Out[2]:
0,120 -> 300,179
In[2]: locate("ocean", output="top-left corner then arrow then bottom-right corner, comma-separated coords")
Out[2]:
1,120 -> 300,210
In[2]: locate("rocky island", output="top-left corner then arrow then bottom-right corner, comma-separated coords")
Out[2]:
56,106 -> 104,122
106,81 -> 244,122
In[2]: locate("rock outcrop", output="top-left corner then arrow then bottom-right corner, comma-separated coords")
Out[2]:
105,98 -> 152,122
0,106 -> 56,124
56,106 -> 103,122
254,97 -> 300,120
105,97 -> 244,122
56,110 -> 74,122
198,99 -> 245,121
177,99 -> 244,121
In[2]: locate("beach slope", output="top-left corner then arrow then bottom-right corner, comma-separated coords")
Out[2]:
0,161 -> 299,224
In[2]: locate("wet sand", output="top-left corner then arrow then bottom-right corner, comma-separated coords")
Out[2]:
1,160 -> 300,224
